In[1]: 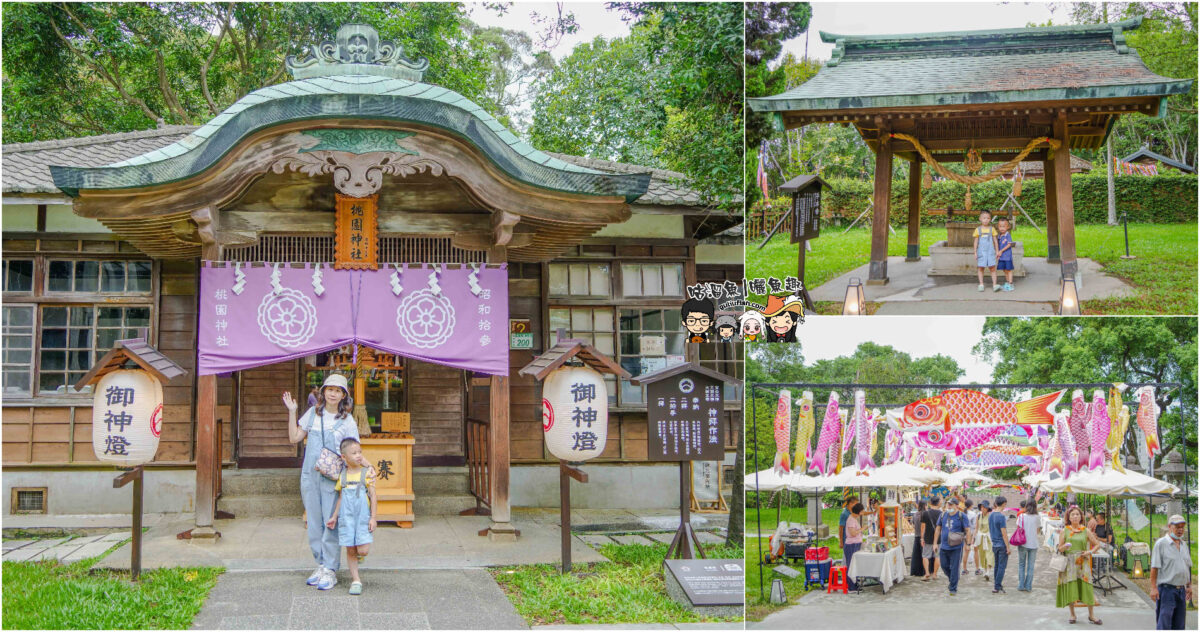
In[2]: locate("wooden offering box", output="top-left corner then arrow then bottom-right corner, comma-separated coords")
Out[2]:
878,504 -> 903,547
360,432 -> 415,528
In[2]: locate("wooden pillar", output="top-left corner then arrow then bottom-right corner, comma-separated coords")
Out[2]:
869,123 -> 893,284
1043,157 -> 1060,263
905,158 -> 922,262
193,235 -> 222,538
1052,112 -> 1077,279
486,245 -> 515,540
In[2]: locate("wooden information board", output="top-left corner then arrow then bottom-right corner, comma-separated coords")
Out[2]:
646,372 -> 725,462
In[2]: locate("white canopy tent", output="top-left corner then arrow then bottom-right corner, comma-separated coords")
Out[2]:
945,470 -> 995,487
1038,468 -> 1179,496
748,468 -> 792,493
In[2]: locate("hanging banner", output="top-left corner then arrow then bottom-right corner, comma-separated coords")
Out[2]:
198,262 -> 509,376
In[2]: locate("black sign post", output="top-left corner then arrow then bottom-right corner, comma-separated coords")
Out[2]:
634,363 -> 741,561
780,175 -> 830,311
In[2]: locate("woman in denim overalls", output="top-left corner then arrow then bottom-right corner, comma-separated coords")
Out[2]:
283,373 -> 358,590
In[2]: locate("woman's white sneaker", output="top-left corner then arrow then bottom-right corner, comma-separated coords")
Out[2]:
306,566 -> 325,586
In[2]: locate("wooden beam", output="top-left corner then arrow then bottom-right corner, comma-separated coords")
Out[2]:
906,158 -> 922,262
193,238 -> 222,537
929,151 -> 1048,163
1044,158 -> 1060,263
1052,112 -> 1078,279
486,245 -> 514,539
869,120 -> 893,284
492,211 -> 520,247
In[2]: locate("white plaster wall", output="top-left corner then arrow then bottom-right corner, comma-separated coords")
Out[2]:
2,204 -> 38,231
593,214 -> 684,239
696,243 -> 744,265
3,469 -> 196,516
45,205 -> 110,233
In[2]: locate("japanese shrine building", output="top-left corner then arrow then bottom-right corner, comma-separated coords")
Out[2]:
0,25 -> 742,536
749,18 -> 1192,283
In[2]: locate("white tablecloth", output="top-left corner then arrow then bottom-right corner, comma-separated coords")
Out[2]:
901,534 -> 915,559
848,546 -> 906,593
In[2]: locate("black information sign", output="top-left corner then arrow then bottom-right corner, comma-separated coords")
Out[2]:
646,372 -> 724,462
663,559 -> 745,606
789,187 -> 822,244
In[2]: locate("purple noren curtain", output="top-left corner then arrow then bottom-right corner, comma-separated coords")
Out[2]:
198,262 -> 509,376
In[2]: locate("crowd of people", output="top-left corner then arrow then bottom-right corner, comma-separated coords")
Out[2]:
832,491 -> 1192,630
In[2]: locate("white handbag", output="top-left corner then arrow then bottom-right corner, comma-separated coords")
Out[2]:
1050,552 -> 1068,573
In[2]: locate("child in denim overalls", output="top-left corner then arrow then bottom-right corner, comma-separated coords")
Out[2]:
326,437 -> 377,595
973,210 -> 1000,292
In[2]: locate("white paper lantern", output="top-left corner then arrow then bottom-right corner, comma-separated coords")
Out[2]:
92,369 -> 164,466
542,365 -> 608,461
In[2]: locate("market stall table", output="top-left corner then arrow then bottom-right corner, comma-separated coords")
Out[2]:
847,545 -> 906,593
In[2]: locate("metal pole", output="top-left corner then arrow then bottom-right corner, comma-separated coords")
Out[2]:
1180,409 -> 1194,607
753,387 -> 764,601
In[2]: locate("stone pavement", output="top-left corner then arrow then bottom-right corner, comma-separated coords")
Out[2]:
190,569 -> 527,630
92,508 -> 726,572
810,256 -> 1132,315
751,544 -> 1189,630
2,532 -> 128,563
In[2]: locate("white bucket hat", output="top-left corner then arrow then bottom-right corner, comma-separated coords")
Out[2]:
321,373 -> 350,396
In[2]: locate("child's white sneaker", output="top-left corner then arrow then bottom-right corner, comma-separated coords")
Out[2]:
317,568 -> 338,590
993,285 -> 1002,292
977,284 -> 985,292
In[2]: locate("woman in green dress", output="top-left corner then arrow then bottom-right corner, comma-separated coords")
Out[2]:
1056,505 -> 1103,625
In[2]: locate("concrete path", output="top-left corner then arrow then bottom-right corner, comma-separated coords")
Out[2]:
92,508 -> 727,572
1,532 -> 127,563
190,569 -> 527,630
533,625 -> 741,630
751,544 -> 1186,630
810,256 -> 1132,315
94,514 -> 608,572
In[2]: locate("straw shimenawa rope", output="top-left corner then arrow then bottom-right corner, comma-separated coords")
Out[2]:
893,133 -> 1060,210
891,133 -> 1061,185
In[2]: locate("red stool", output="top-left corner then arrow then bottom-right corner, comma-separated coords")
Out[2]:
827,564 -> 849,594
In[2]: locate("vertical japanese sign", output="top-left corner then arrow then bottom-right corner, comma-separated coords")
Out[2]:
646,372 -> 724,461
789,186 -> 822,244
335,193 -> 379,270
542,365 -> 608,461
92,369 -> 163,466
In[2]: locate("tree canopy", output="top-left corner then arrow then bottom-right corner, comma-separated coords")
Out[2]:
974,317 -> 1198,470
529,2 -> 744,207
2,2 -> 739,206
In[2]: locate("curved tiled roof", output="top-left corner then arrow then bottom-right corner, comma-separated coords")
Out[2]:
46,75 -> 650,202
750,18 -> 1193,113
4,127 -> 706,207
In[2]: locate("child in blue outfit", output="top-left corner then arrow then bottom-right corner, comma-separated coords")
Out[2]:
326,437 -> 377,595
996,218 -> 1015,292
973,210 -> 1000,292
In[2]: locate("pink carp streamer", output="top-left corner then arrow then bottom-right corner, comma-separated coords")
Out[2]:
810,392 -> 841,476
772,389 -> 792,475
1087,389 -> 1111,472
1135,386 -> 1161,458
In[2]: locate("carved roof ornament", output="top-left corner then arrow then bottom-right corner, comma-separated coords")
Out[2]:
285,23 -> 430,81
270,129 -> 445,198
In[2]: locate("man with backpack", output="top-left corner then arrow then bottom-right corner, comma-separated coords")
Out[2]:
990,495 -> 1012,593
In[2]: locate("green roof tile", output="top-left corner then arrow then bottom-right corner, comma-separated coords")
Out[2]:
49,75 -> 651,202
749,17 -> 1193,113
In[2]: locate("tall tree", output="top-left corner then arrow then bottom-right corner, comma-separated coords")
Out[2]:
467,25 -> 554,132
974,317 -> 1198,470
2,2 -> 493,142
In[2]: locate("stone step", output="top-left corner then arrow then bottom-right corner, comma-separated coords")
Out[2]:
218,493 -> 479,517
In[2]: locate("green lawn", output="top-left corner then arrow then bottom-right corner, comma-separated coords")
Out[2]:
2,547 -> 221,629
492,541 -> 744,626
748,223 -> 1198,315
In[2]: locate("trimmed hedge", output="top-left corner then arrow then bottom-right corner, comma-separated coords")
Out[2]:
750,174 -> 1198,226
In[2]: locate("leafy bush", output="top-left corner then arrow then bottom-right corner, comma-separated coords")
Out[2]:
749,174 -> 1198,225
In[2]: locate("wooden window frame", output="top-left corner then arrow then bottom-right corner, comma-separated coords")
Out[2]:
1,252 -> 158,403
546,262 -> 613,300
619,262 -> 686,299
10,487 -> 48,514
2,304 -> 36,398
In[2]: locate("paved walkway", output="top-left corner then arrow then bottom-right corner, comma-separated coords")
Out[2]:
752,545 -> 1190,630
2,532 -> 128,563
191,568 -> 527,630
810,256 -> 1132,315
